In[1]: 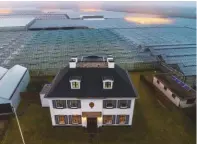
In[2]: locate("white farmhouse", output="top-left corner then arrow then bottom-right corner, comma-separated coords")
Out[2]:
40,56 -> 138,130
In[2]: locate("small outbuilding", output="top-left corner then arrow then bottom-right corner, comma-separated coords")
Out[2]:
0,65 -> 30,116
153,75 -> 196,108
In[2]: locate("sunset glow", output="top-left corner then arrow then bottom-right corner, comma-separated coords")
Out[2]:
124,17 -> 173,25
0,9 -> 12,14
80,8 -> 102,12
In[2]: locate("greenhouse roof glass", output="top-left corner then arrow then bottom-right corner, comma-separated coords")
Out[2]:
0,17 -> 35,27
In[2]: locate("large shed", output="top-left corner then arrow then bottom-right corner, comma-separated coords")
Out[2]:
0,65 -> 30,115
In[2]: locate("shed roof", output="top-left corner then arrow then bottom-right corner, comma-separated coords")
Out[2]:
0,65 -> 27,100
0,17 -> 35,28
0,66 -> 8,80
155,75 -> 196,100
0,97 -> 10,104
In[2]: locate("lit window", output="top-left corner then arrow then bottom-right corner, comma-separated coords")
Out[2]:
119,115 -> 126,124
72,81 -> 79,89
103,80 -> 113,89
72,115 -> 81,124
105,82 -> 112,88
103,115 -> 113,124
70,80 -> 81,89
59,115 -> 65,124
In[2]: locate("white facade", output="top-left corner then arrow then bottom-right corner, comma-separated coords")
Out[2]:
41,97 -> 135,127
153,77 -> 196,108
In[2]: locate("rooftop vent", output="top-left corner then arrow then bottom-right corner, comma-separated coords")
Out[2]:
69,57 -> 78,68
107,57 -> 115,68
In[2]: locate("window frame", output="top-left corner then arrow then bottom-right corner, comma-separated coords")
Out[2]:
58,115 -> 66,125
70,100 -> 79,109
103,80 -> 114,89
56,100 -> 64,109
119,100 -> 128,109
103,115 -> 113,125
105,100 -> 114,109
164,86 -> 167,90
119,115 -> 127,124
70,80 -> 81,89
71,115 -> 82,125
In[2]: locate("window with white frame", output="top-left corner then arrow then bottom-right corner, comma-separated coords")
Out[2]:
55,115 -> 68,125
103,115 -> 113,124
70,80 -> 81,89
119,100 -> 128,108
103,100 -> 116,109
70,100 -> 78,108
52,100 -> 66,109
71,115 -> 82,124
119,115 -> 126,124
103,80 -> 113,89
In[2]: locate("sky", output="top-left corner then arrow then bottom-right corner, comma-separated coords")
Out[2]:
0,1 -> 195,8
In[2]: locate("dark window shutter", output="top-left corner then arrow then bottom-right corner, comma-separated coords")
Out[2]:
68,115 -> 72,124
55,115 -> 59,124
103,100 -> 106,108
116,115 -> 119,124
63,100 -> 67,108
127,100 -> 131,108
67,100 -> 71,108
64,115 -> 68,124
117,100 -> 120,108
112,115 -> 116,124
77,100 -> 81,108
79,115 -> 82,124
113,100 -> 117,108
125,115 -> 129,124
52,100 -> 56,108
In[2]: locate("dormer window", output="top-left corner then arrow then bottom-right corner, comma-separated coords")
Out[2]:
103,76 -> 114,89
69,76 -> 81,89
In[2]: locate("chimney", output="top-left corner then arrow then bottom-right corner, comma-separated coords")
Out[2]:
69,57 -> 78,68
107,57 -> 115,68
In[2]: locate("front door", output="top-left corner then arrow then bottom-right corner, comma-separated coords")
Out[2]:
87,118 -> 97,133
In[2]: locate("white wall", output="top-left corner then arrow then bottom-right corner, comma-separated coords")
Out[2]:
10,71 -> 30,109
40,94 -> 49,107
48,97 -> 135,127
179,99 -> 196,108
153,77 -> 180,107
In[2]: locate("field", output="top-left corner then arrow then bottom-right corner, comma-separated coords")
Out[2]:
1,71 -> 196,144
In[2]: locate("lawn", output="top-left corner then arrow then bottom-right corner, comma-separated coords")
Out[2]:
1,71 -> 196,144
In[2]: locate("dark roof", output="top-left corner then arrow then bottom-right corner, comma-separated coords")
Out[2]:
46,65 -> 137,98
69,76 -> 82,80
40,84 -> 51,95
102,76 -> 114,80
155,75 -> 196,100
